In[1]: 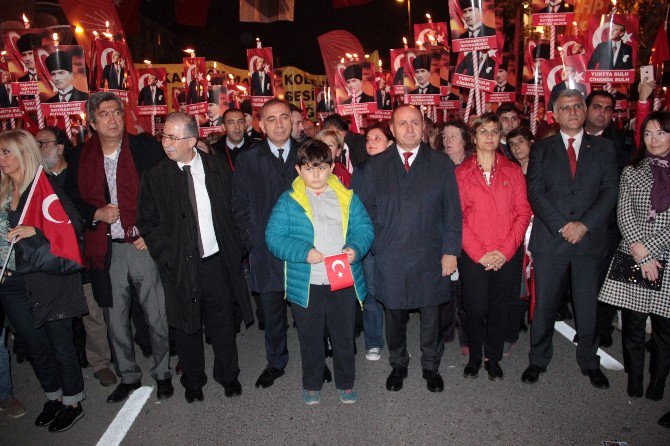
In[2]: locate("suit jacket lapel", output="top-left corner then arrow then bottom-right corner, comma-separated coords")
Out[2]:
551,134 -> 574,182
574,134 -> 594,182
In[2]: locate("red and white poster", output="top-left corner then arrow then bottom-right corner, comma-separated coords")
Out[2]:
3,30 -> 46,121
324,253 -> 354,291
35,45 -> 89,117
404,51 -> 441,106
521,39 -> 550,96
335,61 -> 378,116
172,88 -> 187,112
414,22 -> 448,48
183,57 -> 207,115
452,48 -> 501,92
0,60 -> 22,119
390,48 -> 410,95
541,55 -> 590,113
531,0 -> 575,27
200,85 -> 226,137
449,0 -> 498,53
558,34 -> 587,57
487,57 -> 516,103
367,71 -> 393,121
585,14 -> 638,84
135,68 -> 168,116
247,47 -> 275,108
96,41 -> 129,101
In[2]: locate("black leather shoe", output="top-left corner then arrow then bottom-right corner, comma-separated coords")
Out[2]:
106,381 -> 142,403
599,333 -> 613,348
463,361 -> 481,378
255,367 -> 285,388
156,379 -> 174,400
222,379 -> 242,397
385,367 -> 408,391
184,387 -> 204,403
422,369 -> 444,392
484,361 -> 504,381
659,410 -> 670,428
48,404 -> 83,432
78,351 -> 91,368
35,400 -> 63,426
323,364 -> 332,383
645,377 -> 666,401
582,368 -> 609,389
521,365 -> 546,384
627,375 -> 643,398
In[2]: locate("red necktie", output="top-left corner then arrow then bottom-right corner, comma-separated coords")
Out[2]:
403,152 -> 413,172
567,137 -> 577,178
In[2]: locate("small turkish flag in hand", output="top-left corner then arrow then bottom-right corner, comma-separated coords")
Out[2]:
324,253 -> 354,291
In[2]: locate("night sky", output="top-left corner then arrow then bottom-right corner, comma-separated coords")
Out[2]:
144,0 -> 451,73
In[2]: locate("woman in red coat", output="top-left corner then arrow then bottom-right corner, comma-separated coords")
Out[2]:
456,113 -> 532,381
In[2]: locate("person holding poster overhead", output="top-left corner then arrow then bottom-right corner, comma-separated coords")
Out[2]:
44,51 -> 88,103
409,55 -> 441,95
265,139 -> 373,405
587,23 -> 634,70
251,57 -> 273,97
458,0 -> 496,39
342,64 -> 374,104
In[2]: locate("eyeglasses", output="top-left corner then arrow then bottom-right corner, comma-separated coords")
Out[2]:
36,140 -> 57,148
160,134 -> 194,143
477,128 -> 501,137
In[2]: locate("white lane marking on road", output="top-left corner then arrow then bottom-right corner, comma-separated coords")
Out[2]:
554,321 -> 624,371
97,386 -> 153,446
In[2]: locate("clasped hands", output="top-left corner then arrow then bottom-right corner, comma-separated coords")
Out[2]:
478,250 -> 507,271
307,247 -> 356,264
560,221 -> 587,244
630,241 -> 662,282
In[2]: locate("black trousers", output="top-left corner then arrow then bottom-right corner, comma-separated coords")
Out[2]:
260,290 -> 289,371
386,305 -> 443,371
529,253 -> 602,371
621,309 -> 670,380
173,254 -> 239,390
459,248 -> 524,363
440,280 -> 468,347
291,285 -> 357,391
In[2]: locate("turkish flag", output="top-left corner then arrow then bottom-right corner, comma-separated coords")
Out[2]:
324,253 -> 354,291
650,24 -> 670,66
317,30 -> 365,99
20,167 -> 83,265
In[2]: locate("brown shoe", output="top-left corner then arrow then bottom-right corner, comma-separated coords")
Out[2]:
0,396 -> 26,418
94,368 -> 118,387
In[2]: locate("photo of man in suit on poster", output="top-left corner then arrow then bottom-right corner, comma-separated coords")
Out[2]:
0,67 -> 18,108
536,0 -> 574,13
15,32 -> 41,82
43,50 -> 89,103
250,56 -> 273,97
457,0 -> 496,39
409,54 -> 441,95
342,64 -> 374,104
138,73 -> 165,106
587,23 -> 634,70
100,50 -> 126,90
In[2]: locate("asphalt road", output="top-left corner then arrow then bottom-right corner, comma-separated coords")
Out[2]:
1,300 -> 668,446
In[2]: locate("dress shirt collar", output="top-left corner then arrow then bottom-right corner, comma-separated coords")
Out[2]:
176,147 -> 201,172
560,129 -> 584,156
397,144 -> 420,165
268,139 -> 291,161
226,138 -> 243,151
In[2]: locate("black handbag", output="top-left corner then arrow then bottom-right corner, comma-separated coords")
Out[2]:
608,250 -> 667,291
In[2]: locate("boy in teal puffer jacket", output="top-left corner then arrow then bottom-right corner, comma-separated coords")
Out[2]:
266,140 -> 373,405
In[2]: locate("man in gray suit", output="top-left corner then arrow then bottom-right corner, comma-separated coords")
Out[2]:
522,89 -> 619,389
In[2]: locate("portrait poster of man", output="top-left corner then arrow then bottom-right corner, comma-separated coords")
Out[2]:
449,0 -> 498,53
183,57 -> 208,113
414,22 -> 448,48
172,87 -> 187,113
0,60 -> 24,120
335,61 -> 378,116
36,45 -> 89,117
585,14 -> 638,84
3,30 -> 44,84
558,34 -> 587,57
98,45 -> 127,92
452,48 -> 500,92
136,68 -> 168,116
487,56 -> 516,103
200,85 -> 226,136
521,39 -> 550,96
390,48 -> 411,95
367,71 -> 394,121
404,51 -> 441,106
247,47 -> 275,106
531,0 -> 575,26
541,55 -> 590,114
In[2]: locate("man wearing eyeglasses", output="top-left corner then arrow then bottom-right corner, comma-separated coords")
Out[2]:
138,112 -> 252,403
65,92 -> 173,404
523,89 -> 619,389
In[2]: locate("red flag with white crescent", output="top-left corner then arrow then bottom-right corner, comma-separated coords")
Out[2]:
324,253 -> 354,291
19,167 -> 83,265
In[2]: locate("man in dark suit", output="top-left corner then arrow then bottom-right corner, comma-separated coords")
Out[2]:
539,0 -> 574,13
203,88 -> 223,127
137,74 -> 165,106
548,65 -> 588,111
409,54 -> 441,95
100,51 -> 126,90
16,32 -> 41,82
0,69 -> 18,108
44,51 -> 88,103
250,56 -> 273,97
212,108 -> 253,169
522,89 -> 619,389
362,104 -> 461,393
584,90 -> 635,347
456,51 -> 496,80
138,112 -> 252,403
495,65 -> 516,92
587,24 -> 634,70
458,0 -> 496,39
322,113 -> 368,172
187,65 -> 204,104
232,99 -> 332,389
376,77 -> 393,110
342,64 -> 374,104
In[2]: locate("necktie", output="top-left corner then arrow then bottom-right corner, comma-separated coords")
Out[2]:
403,152 -> 413,172
182,165 -> 205,257
567,137 -> 577,178
277,148 -> 284,162
420,87 -> 426,94
30,73 -> 36,81
60,94 -> 68,102
612,43 -> 618,66
340,148 -> 347,166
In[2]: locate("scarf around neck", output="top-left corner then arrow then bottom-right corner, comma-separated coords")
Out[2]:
647,152 -> 670,221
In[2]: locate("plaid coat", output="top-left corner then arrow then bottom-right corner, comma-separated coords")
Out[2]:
598,159 -> 670,318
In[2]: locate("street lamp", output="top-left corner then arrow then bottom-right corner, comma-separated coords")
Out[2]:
396,0 -> 412,43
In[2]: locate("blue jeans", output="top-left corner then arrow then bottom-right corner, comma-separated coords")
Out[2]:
362,254 -> 384,351
0,327 -> 11,400
0,274 -> 85,405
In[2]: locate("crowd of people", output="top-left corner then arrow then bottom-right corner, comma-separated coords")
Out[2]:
0,79 -> 669,433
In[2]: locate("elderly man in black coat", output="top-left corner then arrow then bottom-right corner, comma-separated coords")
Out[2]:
362,104 -> 462,393
137,112 -> 252,403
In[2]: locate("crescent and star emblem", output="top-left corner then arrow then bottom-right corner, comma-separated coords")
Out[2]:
331,259 -> 346,278
42,194 -> 70,224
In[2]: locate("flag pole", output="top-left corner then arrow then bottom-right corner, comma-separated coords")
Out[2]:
0,166 -> 43,280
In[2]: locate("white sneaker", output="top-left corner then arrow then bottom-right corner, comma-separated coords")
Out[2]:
365,348 -> 381,361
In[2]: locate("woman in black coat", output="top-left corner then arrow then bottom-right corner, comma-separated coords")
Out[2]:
0,130 -> 87,432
